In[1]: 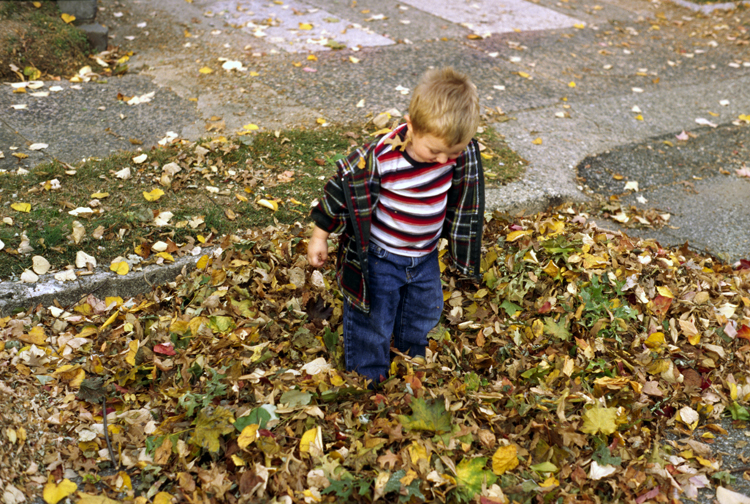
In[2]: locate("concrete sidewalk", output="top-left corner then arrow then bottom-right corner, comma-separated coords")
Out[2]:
0,0 -> 749,312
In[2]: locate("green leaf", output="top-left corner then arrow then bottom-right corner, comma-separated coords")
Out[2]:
323,326 -> 339,352
325,40 -> 346,50
544,317 -> 571,341
385,470 -> 406,494
728,401 -> 750,421
235,407 -> 272,431
454,457 -> 497,503
280,389 -> 312,408
397,397 -> 452,434
190,406 -> 235,453
500,299 -> 522,317
530,461 -> 558,473
208,315 -> 235,333
592,443 -> 621,467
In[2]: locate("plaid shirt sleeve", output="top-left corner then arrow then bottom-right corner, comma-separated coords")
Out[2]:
442,138 -> 485,278
309,147 -> 368,234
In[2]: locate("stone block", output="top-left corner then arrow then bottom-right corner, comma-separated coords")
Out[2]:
78,23 -> 108,52
57,0 -> 97,24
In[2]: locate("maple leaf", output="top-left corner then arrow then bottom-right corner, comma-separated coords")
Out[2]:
580,407 -> 618,436
397,397 -> 452,434
383,134 -> 410,152
454,457 -> 497,502
190,406 -> 235,453
544,317 -> 571,341
377,450 -> 400,470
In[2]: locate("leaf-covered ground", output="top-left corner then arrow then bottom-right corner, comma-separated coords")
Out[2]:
1,205 -> 750,504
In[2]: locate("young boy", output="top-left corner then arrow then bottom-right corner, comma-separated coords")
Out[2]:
308,67 -> 485,385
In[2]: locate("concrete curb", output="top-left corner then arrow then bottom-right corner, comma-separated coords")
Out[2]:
0,253 -> 203,316
670,0 -> 750,13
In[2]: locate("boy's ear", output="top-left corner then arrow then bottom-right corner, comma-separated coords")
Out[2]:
404,115 -> 413,136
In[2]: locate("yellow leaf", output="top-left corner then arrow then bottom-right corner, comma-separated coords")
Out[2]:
532,137 -> 543,145
580,407 -> 618,435
739,114 -> 750,123
110,261 -> 129,275
257,199 -> 278,211
408,440 -> 428,465
292,61 -> 302,67
11,202 -> 31,213
506,229 -> 532,242
91,192 -> 109,199
299,22 -> 313,30
330,372 -> 345,386
517,71 -> 531,79
316,118 -> 327,124
43,478 -> 77,504
197,235 -> 206,244
20,326 -> 47,346
12,152 -> 29,159
307,54 -> 318,61
568,81 -> 576,88
644,331 -> 666,352
492,445 -> 519,475
237,424 -> 259,450
143,188 -> 165,201
635,114 -> 644,121
100,310 -> 119,331
115,471 -> 132,491
75,492 -> 121,504
656,286 -> 674,298
243,124 -> 259,130
231,453 -> 246,466
199,67 -> 214,74
574,23 -> 586,29
156,252 -> 174,262
184,29 -> 192,37
33,1 -> 41,7
349,56 -> 360,64
153,492 -> 174,504
235,193 -> 248,203
61,13 -> 76,24
224,208 -> 237,220
196,254 -> 211,269
300,427 -> 323,456
125,340 -> 138,367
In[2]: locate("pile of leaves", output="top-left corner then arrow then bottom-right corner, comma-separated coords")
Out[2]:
1,204 -> 749,504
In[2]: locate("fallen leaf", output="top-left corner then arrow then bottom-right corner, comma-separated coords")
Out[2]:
143,188 -> 165,201
61,13 -> 76,24
43,478 -> 77,504
11,202 -> 31,213
110,261 -> 129,275
492,445 -> 519,475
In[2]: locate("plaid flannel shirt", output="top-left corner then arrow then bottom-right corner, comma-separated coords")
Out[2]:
310,130 -> 485,314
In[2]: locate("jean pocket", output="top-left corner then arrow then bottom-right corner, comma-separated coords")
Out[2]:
368,242 -> 388,259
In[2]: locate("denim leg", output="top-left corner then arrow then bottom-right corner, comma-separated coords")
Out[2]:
342,245 -> 403,383
393,249 -> 443,357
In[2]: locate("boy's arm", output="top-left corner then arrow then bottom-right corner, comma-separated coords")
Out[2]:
307,225 -> 330,267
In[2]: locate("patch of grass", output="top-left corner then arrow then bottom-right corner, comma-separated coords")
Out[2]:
0,0 -> 93,81
476,125 -> 527,185
0,122 -> 526,279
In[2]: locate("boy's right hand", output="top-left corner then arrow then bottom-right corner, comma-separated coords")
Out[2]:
307,226 -> 330,267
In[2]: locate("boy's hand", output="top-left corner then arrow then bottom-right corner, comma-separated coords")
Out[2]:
307,227 -> 330,268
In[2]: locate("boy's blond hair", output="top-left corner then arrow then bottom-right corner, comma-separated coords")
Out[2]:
408,67 -> 480,146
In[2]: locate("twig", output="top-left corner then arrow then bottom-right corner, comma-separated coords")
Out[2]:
102,396 -> 118,469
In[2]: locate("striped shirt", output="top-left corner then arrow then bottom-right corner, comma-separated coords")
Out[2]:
371,126 -> 455,257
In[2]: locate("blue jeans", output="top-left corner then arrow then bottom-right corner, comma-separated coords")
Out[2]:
343,243 -> 444,384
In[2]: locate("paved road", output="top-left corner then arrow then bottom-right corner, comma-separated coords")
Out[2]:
2,0 -> 748,264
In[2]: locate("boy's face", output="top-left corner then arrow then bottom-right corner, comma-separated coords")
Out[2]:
405,117 -> 470,165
